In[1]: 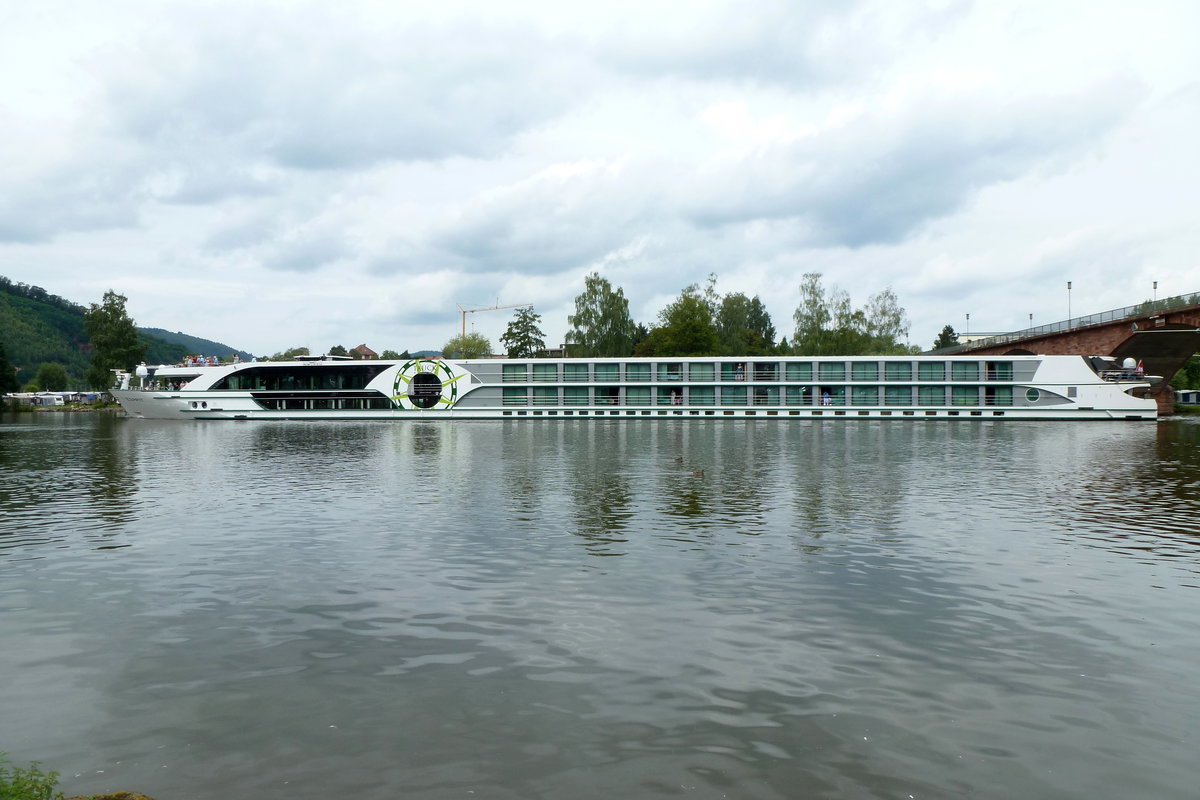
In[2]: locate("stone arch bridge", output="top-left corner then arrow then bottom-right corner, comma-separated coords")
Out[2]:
939,292 -> 1200,414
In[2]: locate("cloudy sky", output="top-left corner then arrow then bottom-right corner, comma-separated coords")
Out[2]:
2,0 -> 1196,355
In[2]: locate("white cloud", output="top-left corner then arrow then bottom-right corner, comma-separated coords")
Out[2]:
0,0 -> 1196,354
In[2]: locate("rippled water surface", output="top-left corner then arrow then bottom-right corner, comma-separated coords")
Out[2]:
2,412 -> 1199,799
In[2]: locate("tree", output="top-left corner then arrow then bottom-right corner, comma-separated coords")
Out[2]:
83,291 -> 146,389
380,349 -> 409,360
565,273 -> 636,357
34,362 -> 69,391
655,282 -> 719,356
932,325 -> 959,350
328,345 -> 348,357
267,346 -> 310,361
0,342 -> 19,396
791,273 -> 912,355
442,332 -> 492,359
716,292 -> 776,355
500,307 -> 546,358
1171,355 -> 1200,390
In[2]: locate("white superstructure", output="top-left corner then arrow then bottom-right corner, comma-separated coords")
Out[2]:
111,354 -> 1158,421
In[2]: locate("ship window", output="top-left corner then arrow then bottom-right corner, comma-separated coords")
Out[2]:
594,364 -> 619,381
785,386 -> 810,405
595,386 -> 620,405
688,363 -> 715,381
951,386 -> 979,406
532,364 -> 558,382
818,386 -> 846,405
885,386 -> 912,405
1025,388 -> 1041,403
502,388 -> 527,405
502,364 -> 527,382
563,387 -> 589,405
986,361 -> 1014,380
918,386 -> 945,405
721,386 -> 748,405
851,386 -> 878,405
918,362 -> 945,381
626,363 -> 651,381
1067,386 -> 1077,398
884,362 -> 912,381
626,386 -> 651,406
785,362 -> 813,381
408,372 -> 443,408
818,362 -> 845,381
986,387 -> 1013,406
753,386 -> 779,405
532,387 -> 558,405
785,362 -> 812,381
752,363 -> 779,381
657,363 -> 683,381
720,363 -> 747,381
657,387 -> 684,405
563,363 -> 589,382
951,362 -> 979,380
851,362 -> 878,380
690,386 -> 715,405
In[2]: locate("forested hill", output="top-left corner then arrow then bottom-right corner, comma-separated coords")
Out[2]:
0,276 -> 250,385
140,328 -> 254,362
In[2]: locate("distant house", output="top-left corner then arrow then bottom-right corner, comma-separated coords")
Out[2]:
351,344 -> 378,360
1176,389 -> 1200,406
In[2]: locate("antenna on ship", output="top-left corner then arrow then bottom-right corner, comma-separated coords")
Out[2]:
456,299 -> 532,337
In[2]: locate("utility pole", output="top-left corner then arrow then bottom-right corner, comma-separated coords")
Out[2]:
457,301 -> 532,338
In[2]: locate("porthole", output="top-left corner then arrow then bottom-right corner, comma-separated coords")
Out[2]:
1025,388 -> 1041,403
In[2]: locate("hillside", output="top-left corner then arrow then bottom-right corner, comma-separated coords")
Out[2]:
140,327 -> 254,361
0,276 -> 250,386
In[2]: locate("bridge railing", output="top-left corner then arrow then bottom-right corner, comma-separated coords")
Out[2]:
934,290 -> 1200,353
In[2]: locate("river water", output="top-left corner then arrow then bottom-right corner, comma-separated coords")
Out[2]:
1,412 -> 1198,799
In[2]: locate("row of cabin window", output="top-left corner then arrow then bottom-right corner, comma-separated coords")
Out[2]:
501,362 -> 1015,382
499,386 -> 1016,406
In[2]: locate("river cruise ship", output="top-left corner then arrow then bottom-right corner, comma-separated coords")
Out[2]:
111,354 -> 1158,421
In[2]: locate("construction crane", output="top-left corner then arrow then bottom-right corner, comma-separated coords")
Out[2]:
457,300 -> 532,338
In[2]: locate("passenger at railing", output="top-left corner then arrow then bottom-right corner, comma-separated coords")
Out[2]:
735,363 -> 745,381
671,390 -> 681,405
822,390 -> 831,406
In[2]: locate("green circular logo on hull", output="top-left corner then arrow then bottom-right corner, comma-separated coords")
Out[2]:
392,359 -> 460,410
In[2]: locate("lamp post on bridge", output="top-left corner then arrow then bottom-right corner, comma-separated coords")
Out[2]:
1067,281 -> 1072,322
965,313 -> 970,336
1154,281 -> 1158,301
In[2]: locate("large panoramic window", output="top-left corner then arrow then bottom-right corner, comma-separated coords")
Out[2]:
563,387 -> 589,405
884,362 -> 912,381
502,388 -> 527,405
532,387 -> 558,405
563,363 -> 589,382
594,364 -> 619,382
532,363 -> 558,382
657,363 -> 683,381
690,386 -> 715,405
985,387 -> 1013,406
688,363 -> 715,381
884,386 -> 912,405
213,364 -> 390,391
753,363 -> 779,381
502,364 -> 527,382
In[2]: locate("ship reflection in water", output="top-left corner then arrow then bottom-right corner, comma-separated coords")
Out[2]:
1,413 -> 1198,799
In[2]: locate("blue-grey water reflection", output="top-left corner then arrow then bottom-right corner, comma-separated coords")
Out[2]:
2,413 -> 1199,799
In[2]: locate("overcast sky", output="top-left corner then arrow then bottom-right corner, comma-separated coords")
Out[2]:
2,0 -> 1196,355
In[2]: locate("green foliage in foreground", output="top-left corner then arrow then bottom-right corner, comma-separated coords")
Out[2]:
0,752 -> 63,800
